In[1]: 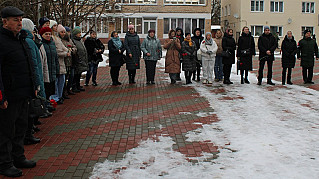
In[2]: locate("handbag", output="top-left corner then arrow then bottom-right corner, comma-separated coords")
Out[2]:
29,97 -> 46,118
221,50 -> 231,58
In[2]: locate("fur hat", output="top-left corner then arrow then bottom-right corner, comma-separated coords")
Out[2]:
22,18 -> 34,33
39,27 -> 52,36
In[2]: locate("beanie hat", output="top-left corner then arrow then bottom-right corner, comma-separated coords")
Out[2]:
264,26 -> 270,30
39,17 -> 49,27
49,20 -> 57,28
72,26 -> 81,37
205,32 -> 212,37
148,29 -> 155,34
128,25 -> 134,30
185,32 -> 191,37
22,18 -> 34,33
39,27 -> 52,36
304,29 -> 311,35
64,26 -> 71,32
57,24 -> 66,33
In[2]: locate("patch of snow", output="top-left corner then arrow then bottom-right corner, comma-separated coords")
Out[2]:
179,112 -> 192,115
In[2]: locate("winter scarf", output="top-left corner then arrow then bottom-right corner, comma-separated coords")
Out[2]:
111,37 -> 122,49
184,38 -> 193,46
205,32 -> 213,45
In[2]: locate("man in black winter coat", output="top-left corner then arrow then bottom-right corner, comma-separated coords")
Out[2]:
257,26 -> 278,85
281,31 -> 297,85
0,6 -> 37,177
191,28 -> 204,81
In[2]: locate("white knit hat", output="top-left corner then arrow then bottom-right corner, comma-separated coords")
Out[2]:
22,18 -> 34,33
49,20 -> 57,28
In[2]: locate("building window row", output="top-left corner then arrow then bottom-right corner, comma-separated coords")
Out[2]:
251,1 -> 315,14
164,18 -> 205,35
251,25 -> 313,37
115,0 -> 205,5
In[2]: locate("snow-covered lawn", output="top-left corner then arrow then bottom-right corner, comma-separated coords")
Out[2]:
90,52 -> 319,179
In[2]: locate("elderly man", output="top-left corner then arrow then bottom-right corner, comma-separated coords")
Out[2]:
0,6 -> 37,177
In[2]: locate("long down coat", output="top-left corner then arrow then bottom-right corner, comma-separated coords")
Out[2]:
72,36 -> 88,74
236,32 -> 256,70
124,32 -> 141,70
222,33 -> 236,65
164,38 -> 181,73
281,35 -> 297,68
181,40 -> 197,72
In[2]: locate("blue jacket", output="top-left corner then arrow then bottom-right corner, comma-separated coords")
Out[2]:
24,29 -> 46,98
141,35 -> 162,61
42,37 -> 59,82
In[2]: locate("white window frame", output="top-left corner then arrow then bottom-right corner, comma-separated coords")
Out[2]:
251,0 -> 264,12
251,25 -> 264,37
116,0 -> 157,5
270,1 -> 284,13
163,18 -> 205,36
228,4 -> 231,16
224,6 -> 228,17
164,0 -> 206,6
302,2 -> 315,13
270,26 -> 283,37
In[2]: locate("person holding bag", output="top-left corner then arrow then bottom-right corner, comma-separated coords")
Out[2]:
200,32 -> 218,84
222,29 -> 236,84
237,26 -> 256,84
164,29 -> 181,84
108,31 -> 125,85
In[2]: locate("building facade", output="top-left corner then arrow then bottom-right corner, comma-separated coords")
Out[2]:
80,0 -> 212,40
221,0 -> 319,44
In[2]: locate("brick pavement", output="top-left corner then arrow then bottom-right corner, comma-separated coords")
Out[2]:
1,61 -> 218,179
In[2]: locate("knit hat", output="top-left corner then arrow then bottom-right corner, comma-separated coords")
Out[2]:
264,26 -> 270,30
205,32 -> 212,38
185,32 -> 191,37
49,20 -> 57,28
57,24 -> 66,33
148,29 -> 155,34
39,17 -> 49,27
128,25 -> 134,29
72,26 -> 81,37
39,27 -> 52,36
304,29 -> 311,35
64,26 -> 71,32
22,18 -> 34,33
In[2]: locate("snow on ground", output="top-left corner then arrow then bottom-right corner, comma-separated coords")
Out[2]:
90,51 -> 319,179
99,50 -> 109,67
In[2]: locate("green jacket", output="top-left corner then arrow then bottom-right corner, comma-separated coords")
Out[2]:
141,35 -> 162,61
297,37 -> 319,67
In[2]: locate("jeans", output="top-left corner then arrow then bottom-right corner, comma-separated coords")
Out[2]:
51,74 -> 65,101
214,55 -> 223,80
145,60 -> 157,82
67,67 -> 75,90
86,63 -> 98,84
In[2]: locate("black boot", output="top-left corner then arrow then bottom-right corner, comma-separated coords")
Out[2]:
13,159 -> 36,168
0,166 -> 22,177
267,79 -> 275,85
241,75 -> 244,84
24,134 -> 41,145
192,71 -> 196,81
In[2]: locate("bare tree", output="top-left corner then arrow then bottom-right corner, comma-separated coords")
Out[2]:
211,0 -> 221,25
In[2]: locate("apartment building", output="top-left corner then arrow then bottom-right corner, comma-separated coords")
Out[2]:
80,0 -> 212,40
221,0 -> 319,44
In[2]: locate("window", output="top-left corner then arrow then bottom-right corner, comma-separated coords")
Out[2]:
163,18 -> 205,35
270,26 -> 283,36
251,0 -> 264,12
301,26 -> 314,36
164,0 -> 205,5
302,2 -> 315,13
270,1 -> 283,12
225,6 -> 228,16
228,4 -> 231,16
251,25 -> 263,36
116,0 -> 156,4
114,17 -> 144,34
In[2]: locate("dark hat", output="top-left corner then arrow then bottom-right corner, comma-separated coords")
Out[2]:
39,27 -> 52,36
1,6 -> 24,18
39,17 -> 50,27
64,26 -> 71,32
148,29 -> 155,34
304,29 -> 311,35
185,32 -> 191,37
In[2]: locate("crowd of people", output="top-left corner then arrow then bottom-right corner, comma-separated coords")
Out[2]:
1,5 -> 319,178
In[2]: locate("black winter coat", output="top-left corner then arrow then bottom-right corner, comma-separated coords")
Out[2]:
84,37 -> 105,64
42,38 -> 60,82
108,39 -> 125,67
237,32 -> 256,70
124,32 -> 141,70
281,36 -> 297,68
0,27 -> 35,104
222,33 -> 236,65
258,33 -> 277,61
181,40 -> 197,72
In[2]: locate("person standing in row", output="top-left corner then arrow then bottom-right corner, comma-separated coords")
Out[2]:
108,31 -> 125,85
237,26 -> 256,84
85,31 -> 105,86
181,33 -> 197,84
141,29 -> 162,85
201,32 -> 218,84
40,27 -> 59,100
0,7 -> 37,177
257,26 -> 277,85
281,31 -> 297,85
164,30 -> 181,84
222,29 -> 236,84
213,30 -> 223,82
124,25 -> 141,84
297,29 -> 319,84
72,27 -> 88,92
175,27 -> 184,81
191,28 -> 204,82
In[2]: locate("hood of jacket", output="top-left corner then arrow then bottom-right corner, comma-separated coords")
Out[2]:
147,35 -> 157,40
192,28 -> 202,38
241,31 -> 252,37
126,31 -> 138,37
23,29 -> 34,40
224,32 -> 233,38
175,27 -> 184,36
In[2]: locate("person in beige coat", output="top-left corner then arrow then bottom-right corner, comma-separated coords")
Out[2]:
200,32 -> 218,84
51,22 -> 70,104
164,29 -> 181,84
213,30 -> 224,82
